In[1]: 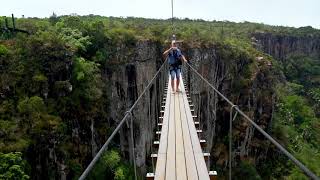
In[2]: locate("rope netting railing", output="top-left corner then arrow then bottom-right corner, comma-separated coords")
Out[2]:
79,60 -> 168,180
183,62 -> 319,180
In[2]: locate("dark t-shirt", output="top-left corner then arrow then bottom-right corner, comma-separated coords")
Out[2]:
168,48 -> 182,66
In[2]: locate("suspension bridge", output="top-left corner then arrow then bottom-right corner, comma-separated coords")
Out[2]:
77,60 -> 319,180
146,76 -> 213,180
77,0 -> 319,179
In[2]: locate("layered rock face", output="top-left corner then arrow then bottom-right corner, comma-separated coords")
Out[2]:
86,33 -> 319,177
181,44 -> 276,172
37,36 -> 311,178
253,32 -> 320,59
29,39 -> 280,178
95,41 -> 277,175
102,40 -> 165,175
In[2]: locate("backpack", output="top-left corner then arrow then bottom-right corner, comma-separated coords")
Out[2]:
168,49 -> 182,67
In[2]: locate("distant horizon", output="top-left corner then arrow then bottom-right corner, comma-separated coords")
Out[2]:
2,13 -> 319,30
1,0 -> 319,29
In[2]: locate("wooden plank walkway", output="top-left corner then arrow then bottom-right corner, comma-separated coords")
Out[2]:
154,75 -> 210,180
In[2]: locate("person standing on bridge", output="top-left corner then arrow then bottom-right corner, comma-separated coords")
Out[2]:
163,40 -> 188,93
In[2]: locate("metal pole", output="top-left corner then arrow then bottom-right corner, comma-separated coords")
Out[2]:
206,86 -> 210,170
11,14 -> 15,32
129,112 -> 137,180
152,151 -> 155,174
198,93 -> 201,127
229,105 -> 238,180
171,0 -> 174,34
235,108 -> 320,180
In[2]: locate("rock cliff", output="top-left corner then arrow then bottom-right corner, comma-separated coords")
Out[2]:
100,40 -> 164,175
30,34 -> 317,178
87,40 -> 277,176
253,32 -> 320,60
181,43 -> 277,174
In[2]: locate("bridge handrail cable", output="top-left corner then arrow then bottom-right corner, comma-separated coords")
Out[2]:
185,62 -> 319,180
79,60 -> 168,180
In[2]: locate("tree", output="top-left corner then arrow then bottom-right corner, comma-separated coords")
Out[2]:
87,150 -> 133,180
15,30 -> 74,97
56,16 -> 84,31
0,152 -> 30,180
0,44 -> 9,56
72,57 -> 102,103
233,161 -> 262,180
18,96 -> 45,115
49,12 -> 59,25
58,27 -> 91,52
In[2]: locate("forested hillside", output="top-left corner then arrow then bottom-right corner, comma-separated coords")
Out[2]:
0,14 -> 319,179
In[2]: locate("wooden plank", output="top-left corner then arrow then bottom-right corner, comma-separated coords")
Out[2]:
154,154 -> 166,180
157,77 -> 171,153
165,89 -> 176,179
194,152 -> 210,178
155,75 -> 210,180
155,76 -> 171,180
178,84 -> 199,180
175,93 -> 187,180
181,76 -> 210,180
176,153 -> 187,180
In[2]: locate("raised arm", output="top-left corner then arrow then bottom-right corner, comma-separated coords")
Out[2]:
163,47 -> 172,56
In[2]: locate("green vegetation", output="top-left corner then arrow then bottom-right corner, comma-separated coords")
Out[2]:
277,54 -> 320,171
87,150 -> 134,180
271,84 -> 320,179
233,161 -> 262,180
0,152 -> 30,180
270,52 -> 320,179
1,14 -> 320,179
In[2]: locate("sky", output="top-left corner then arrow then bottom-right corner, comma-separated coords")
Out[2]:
1,0 -> 319,28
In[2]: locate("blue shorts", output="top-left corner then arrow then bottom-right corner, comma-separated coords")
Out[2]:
170,68 -> 181,80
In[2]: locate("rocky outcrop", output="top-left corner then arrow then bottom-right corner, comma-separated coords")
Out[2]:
27,40 -> 166,179
181,43 -> 277,172
252,32 -> 320,60
103,41 -> 277,175
102,33 -> 320,176
102,40 -> 164,175
27,39 -> 279,179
